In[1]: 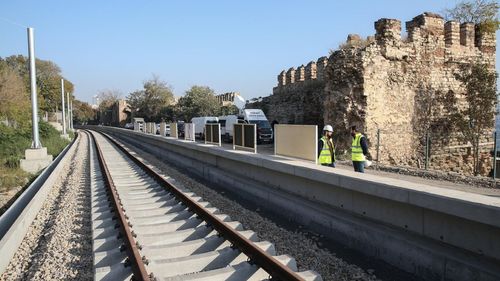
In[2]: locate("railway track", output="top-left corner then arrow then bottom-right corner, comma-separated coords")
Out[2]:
88,130 -> 323,281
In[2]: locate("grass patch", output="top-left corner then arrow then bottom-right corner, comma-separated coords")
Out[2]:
0,166 -> 29,193
0,121 -> 71,192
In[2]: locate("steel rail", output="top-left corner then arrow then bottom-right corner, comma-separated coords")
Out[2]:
97,130 -> 305,281
89,131 -> 150,281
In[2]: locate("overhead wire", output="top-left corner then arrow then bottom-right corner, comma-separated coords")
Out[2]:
0,16 -> 27,29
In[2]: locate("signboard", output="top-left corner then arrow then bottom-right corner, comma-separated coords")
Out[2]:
233,123 -> 256,153
160,122 -> 166,136
169,123 -> 178,139
274,124 -> 317,164
243,109 -> 267,120
184,123 -> 195,141
205,124 -> 221,146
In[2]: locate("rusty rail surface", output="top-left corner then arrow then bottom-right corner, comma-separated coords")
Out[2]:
89,131 -> 150,281
98,131 -> 305,281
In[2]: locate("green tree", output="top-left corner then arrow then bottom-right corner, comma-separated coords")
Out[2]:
176,86 -> 221,121
0,62 -> 30,126
127,76 -> 174,121
220,104 -> 239,116
159,104 -> 177,122
444,0 -> 500,33
1,55 -> 74,112
453,62 -> 498,175
37,60 -> 74,112
72,100 -> 96,124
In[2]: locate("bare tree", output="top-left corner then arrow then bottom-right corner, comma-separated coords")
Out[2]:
444,0 -> 499,32
72,100 -> 96,124
97,89 -> 121,111
453,62 -> 498,175
0,66 -> 30,126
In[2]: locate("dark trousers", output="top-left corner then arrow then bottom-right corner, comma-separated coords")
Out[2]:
353,161 -> 364,173
321,163 -> 336,168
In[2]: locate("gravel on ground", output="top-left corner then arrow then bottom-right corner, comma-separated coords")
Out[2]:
0,131 -> 93,281
116,137 -> 387,281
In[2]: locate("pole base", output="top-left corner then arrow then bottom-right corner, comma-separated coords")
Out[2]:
48,121 -> 63,132
60,133 -> 71,140
20,147 -> 53,174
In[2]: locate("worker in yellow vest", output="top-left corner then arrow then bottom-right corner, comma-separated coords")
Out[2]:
351,125 -> 368,173
318,125 -> 336,167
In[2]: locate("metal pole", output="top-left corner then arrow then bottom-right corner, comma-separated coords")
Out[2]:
425,132 -> 430,170
204,124 -> 208,144
71,100 -> 74,129
27,27 -> 41,149
376,129 -> 380,170
232,124 -> 236,150
61,79 -> 66,135
254,124 -> 257,154
493,131 -> 497,179
66,92 -> 71,131
69,99 -> 72,130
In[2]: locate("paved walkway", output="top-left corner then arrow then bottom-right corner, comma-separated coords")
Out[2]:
196,140 -> 500,197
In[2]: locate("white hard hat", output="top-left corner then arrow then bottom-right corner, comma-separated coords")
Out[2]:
323,125 -> 333,132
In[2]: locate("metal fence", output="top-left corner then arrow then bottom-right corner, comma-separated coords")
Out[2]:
369,129 -> 497,178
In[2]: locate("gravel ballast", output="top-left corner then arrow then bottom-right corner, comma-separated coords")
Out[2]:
0,132 -> 92,281
114,136 -> 409,281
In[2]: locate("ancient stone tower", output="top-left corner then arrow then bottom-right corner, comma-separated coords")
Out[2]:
324,12 -> 496,175
249,12 -> 496,175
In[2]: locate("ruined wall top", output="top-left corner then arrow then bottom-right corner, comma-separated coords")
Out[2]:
216,92 -> 240,106
276,56 -> 329,88
374,12 -> 496,53
274,12 -> 496,89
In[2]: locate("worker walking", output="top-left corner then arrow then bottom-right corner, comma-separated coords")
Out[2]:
318,125 -> 336,167
351,125 -> 368,173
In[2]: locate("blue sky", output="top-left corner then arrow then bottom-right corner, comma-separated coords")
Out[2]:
1,0 -> 496,104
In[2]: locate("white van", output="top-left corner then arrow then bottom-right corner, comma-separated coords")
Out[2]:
219,115 -> 246,142
243,109 -> 273,143
190,117 -> 219,139
219,109 -> 273,143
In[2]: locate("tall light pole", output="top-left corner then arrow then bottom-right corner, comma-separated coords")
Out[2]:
66,91 -> 71,131
70,99 -> 74,129
28,27 -> 41,149
61,79 -> 66,135
69,95 -> 73,130
21,27 -> 53,174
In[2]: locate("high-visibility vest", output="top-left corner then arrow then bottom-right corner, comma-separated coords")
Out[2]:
319,136 -> 334,165
351,133 -> 366,161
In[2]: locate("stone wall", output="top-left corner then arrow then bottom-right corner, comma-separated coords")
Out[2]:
101,99 -> 129,127
324,12 -> 496,175
247,57 -> 328,127
216,92 -> 239,106
250,12 -> 496,176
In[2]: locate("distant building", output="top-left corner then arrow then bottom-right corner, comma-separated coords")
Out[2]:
99,99 -> 130,126
215,92 -> 241,106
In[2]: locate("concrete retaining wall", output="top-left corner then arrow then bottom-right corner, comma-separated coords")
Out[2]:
91,126 -> 500,280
